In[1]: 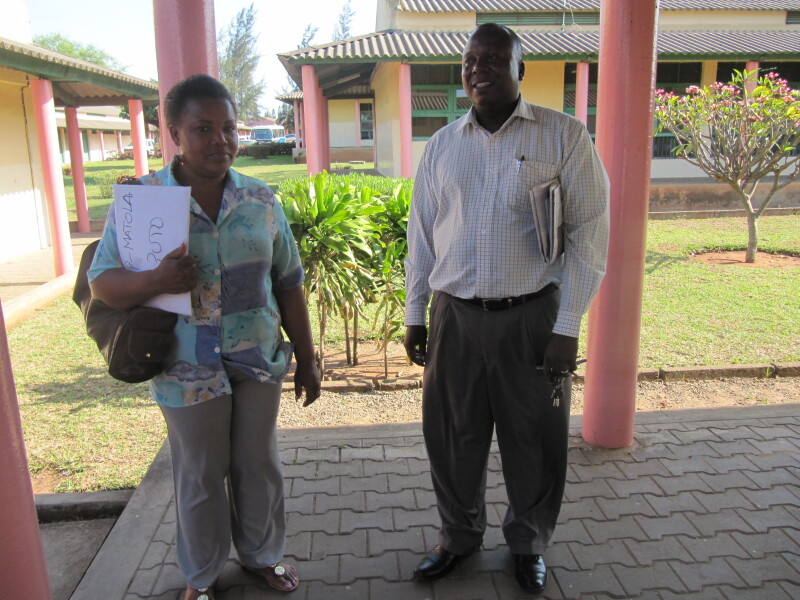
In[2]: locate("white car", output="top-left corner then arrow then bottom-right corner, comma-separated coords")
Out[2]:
124,139 -> 156,156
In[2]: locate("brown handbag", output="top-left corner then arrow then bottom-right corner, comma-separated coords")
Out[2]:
73,240 -> 177,383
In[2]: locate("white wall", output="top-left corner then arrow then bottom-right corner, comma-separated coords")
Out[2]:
372,62 -> 402,177
0,71 -> 48,260
651,158 -> 713,179
659,10 -> 788,30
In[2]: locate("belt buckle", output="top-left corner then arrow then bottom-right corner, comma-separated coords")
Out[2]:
480,297 -> 511,311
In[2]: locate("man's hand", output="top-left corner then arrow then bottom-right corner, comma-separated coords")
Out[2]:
542,333 -> 579,378
404,325 -> 428,366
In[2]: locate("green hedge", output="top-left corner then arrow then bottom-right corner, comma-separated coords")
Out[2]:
239,142 -> 294,159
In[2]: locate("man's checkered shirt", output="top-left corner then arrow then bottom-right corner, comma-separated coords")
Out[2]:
405,99 -> 610,338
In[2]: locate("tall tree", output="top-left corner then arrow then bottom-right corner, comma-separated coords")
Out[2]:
300,23 -> 319,49
33,34 -> 126,71
119,102 -> 160,128
217,3 -> 264,120
331,1 -> 355,41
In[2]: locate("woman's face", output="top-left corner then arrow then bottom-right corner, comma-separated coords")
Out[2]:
169,97 -> 238,181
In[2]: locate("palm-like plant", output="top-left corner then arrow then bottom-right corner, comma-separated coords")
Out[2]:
370,238 -> 408,379
278,171 -> 381,372
368,182 -> 412,378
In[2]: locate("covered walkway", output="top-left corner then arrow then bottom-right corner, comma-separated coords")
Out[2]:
68,406 -> 800,599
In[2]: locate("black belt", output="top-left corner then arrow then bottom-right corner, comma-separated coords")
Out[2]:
455,283 -> 558,311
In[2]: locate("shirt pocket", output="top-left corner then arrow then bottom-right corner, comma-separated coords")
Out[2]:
511,161 -> 559,213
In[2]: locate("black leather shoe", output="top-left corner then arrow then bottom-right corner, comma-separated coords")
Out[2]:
514,554 -> 547,592
413,545 -> 475,580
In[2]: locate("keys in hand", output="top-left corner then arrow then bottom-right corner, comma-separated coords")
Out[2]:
540,359 -> 585,407
549,373 -> 566,407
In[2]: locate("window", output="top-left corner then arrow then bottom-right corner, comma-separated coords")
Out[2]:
716,62 -> 747,84
757,62 -> 800,87
787,10 -> 800,24
477,11 -> 599,26
411,65 -> 470,140
359,102 -> 373,141
653,62 -> 702,159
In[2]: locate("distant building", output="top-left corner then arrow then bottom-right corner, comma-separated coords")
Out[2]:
278,0 -> 800,178
0,1 -> 157,262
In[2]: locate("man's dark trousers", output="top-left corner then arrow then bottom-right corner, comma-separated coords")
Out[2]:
422,289 -> 571,556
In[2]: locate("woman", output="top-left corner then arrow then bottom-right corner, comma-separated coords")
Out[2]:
88,74 -> 320,599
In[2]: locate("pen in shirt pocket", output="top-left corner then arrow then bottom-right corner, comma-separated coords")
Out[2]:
516,155 -> 525,173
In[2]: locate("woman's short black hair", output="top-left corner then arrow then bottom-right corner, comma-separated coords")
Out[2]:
164,74 -> 238,126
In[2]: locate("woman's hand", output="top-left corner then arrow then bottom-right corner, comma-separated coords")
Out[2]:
153,243 -> 197,294
294,358 -> 321,407
90,242 -> 197,311
274,285 -> 321,407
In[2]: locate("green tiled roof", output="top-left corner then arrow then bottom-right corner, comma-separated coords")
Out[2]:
279,29 -> 800,63
398,0 -> 800,11
0,36 -> 158,105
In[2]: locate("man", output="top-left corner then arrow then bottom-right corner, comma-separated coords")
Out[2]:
403,23 -> 609,592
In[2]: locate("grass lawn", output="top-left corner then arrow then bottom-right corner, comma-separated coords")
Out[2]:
63,156 -> 374,221
15,168 -> 800,491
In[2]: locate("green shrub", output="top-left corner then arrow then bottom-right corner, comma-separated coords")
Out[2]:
240,142 -> 294,159
86,170 -> 128,199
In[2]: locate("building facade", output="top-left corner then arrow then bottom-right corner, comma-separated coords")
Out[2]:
279,0 -> 800,179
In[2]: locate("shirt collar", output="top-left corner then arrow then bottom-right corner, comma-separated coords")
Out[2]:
159,161 -> 241,222
459,96 -> 536,133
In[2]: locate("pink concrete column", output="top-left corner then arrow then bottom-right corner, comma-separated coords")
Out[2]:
354,100 -> 361,147
99,130 -> 106,160
575,61 -> 590,126
582,0 -> 659,448
128,99 -> 149,177
65,107 -> 90,233
0,304 -> 52,599
293,99 -> 302,149
116,130 -> 124,153
302,65 -> 322,174
153,0 -> 219,163
31,79 -> 73,276
321,89 -> 330,170
399,62 -> 413,178
745,60 -> 759,95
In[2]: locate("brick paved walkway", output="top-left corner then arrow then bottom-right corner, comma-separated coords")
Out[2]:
72,404 -> 800,600
0,233 -> 98,303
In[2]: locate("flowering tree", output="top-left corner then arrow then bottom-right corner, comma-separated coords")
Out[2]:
655,71 -> 800,262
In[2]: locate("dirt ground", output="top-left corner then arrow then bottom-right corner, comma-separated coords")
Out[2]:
276,341 -> 800,429
691,249 -> 800,267
284,245 -> 800,426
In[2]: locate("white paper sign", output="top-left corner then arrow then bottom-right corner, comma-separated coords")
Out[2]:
113,184 -> 192,315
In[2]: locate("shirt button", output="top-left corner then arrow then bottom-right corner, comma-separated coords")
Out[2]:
214,309 -> 221,315
214,269 -> 221,275
212,232 -> 219,238
214,346 -> 221,354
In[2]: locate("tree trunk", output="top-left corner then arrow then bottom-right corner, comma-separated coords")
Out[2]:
317,296 -> 326,374
745,211 -> 758,263
383,289 -> 390,380
353,311 -> 359,366
343,305 -> 352,365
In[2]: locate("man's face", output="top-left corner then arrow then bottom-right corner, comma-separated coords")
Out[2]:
461,28 -> 522,115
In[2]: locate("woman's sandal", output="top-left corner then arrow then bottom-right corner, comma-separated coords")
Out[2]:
182,585 -> 215,600
242,562 -> 300,593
